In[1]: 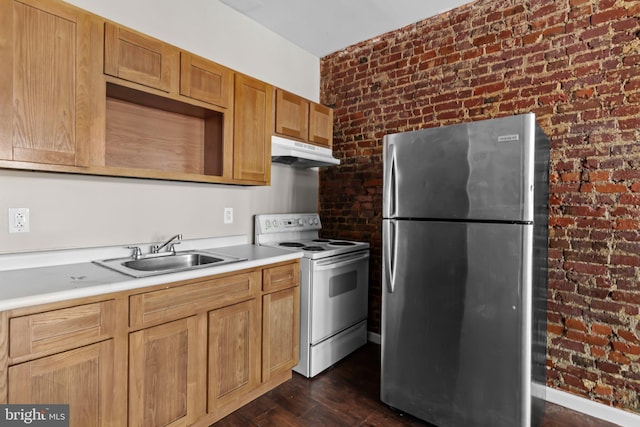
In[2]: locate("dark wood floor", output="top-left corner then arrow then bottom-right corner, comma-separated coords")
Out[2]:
213,343 -> 620,427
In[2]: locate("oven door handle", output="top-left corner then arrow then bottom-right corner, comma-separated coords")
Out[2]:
312,251 -> 369,271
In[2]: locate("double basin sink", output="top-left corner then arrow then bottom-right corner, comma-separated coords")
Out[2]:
94,250 -> 246,278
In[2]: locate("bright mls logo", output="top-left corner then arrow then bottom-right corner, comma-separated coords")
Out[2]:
0,405 -> 68,426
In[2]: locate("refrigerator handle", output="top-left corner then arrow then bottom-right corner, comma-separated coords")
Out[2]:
383,220 -> 397,293
384,143 -> 397,217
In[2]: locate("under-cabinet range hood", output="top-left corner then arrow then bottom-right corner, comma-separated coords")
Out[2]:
271,135 -> 340,168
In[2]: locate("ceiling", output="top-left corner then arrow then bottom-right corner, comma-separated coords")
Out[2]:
219,0 -> 473,57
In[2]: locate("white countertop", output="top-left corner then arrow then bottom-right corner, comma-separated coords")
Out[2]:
0,236 -> 302,311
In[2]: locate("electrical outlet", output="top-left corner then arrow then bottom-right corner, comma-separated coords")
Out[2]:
9,208 -> 30,233
224,207 -> 233,224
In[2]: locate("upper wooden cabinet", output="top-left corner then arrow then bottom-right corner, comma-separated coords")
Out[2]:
309,102 -> 334,147
0,0 -> 100,167
275,89 -> 309,140
104,22 -> 233,111
0,0 -> 308,186
274,88 -> 333,148
234,73 -> 273,184
180,52 -> 233,108
104,22 -> 179,93
101,21 -> 246,183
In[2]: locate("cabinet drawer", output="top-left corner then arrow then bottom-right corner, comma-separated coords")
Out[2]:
262,262 -> 300,293
9,300 -> 116,361
130,271 -> 259,328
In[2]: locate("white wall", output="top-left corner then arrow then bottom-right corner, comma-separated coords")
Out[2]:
0,0 -> 321,254
0,166 -> 318,254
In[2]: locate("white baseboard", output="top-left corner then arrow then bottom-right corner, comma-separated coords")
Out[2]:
367,331 -> 381,344
543,385 -> 640,427
372,337 -> 639,426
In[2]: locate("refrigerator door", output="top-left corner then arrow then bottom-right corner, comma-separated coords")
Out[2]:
383,113 -> 536,222
381,219 -> 533,427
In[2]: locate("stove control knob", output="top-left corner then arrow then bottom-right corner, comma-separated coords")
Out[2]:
313,218 -> 319,225
297,218 -> 303,226
265,220 -> 272,229
307,218 -> 313,225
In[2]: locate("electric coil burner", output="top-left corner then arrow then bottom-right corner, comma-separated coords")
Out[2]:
255,213 -> 370,378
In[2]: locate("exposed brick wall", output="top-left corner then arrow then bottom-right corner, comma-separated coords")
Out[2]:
319,0 -> 640,413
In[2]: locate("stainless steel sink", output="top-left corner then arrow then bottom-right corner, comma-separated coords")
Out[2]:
94,250 -> 246,278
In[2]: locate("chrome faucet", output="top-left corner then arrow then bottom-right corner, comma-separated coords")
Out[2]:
151,234 -> 182,254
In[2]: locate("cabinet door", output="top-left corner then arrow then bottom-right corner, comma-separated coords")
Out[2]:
8,340 -> 118,427
262,287 -> 300,382
274,89 -> 309,140
233,73 -> 273,184
308,102 -> 334,147
129,316 -> 206,427
104,22 -> 178,92
208,299 -> 260,412
0,0 -> 94,166
180,52 -> 233,108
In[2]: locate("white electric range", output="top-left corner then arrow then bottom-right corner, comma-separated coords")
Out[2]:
255,213 -> 370,378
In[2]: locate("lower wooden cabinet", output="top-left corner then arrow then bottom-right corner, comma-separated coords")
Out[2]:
262,286 -> 300,381
208,299 -> 260,412
8,340 -> 116,427
1,260 -> 300,427
129,316 -> 206,427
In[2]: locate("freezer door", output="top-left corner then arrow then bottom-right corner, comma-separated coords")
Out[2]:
381,219 -> 533,427
383,113 -> 536,222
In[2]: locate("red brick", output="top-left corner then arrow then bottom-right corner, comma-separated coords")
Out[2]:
610,255 -> 640,267
617,330 -> 640,344
614,218 -> 640,229
594,384 -> 614,396
570,0 -> 591,6
627,344 -> 640,355
574,87 -> 595,98
587,334 -> 611,347
608,351 -> 631,365
592,324 -> 613,336
590,347 -> 607,358
591,8 -> 628,25
548,324 -> 565,336
563,373 -> 590,391
587,170 -> 610,182
596,360 -> 622,375
550,217 -> 575,227
595,183 -> 628,193
611,290 -> 640,304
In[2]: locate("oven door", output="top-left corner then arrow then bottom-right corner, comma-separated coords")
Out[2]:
309,249 -> 370,344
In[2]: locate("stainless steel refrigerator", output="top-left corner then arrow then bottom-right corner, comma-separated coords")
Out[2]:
381,113 -> 549,427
